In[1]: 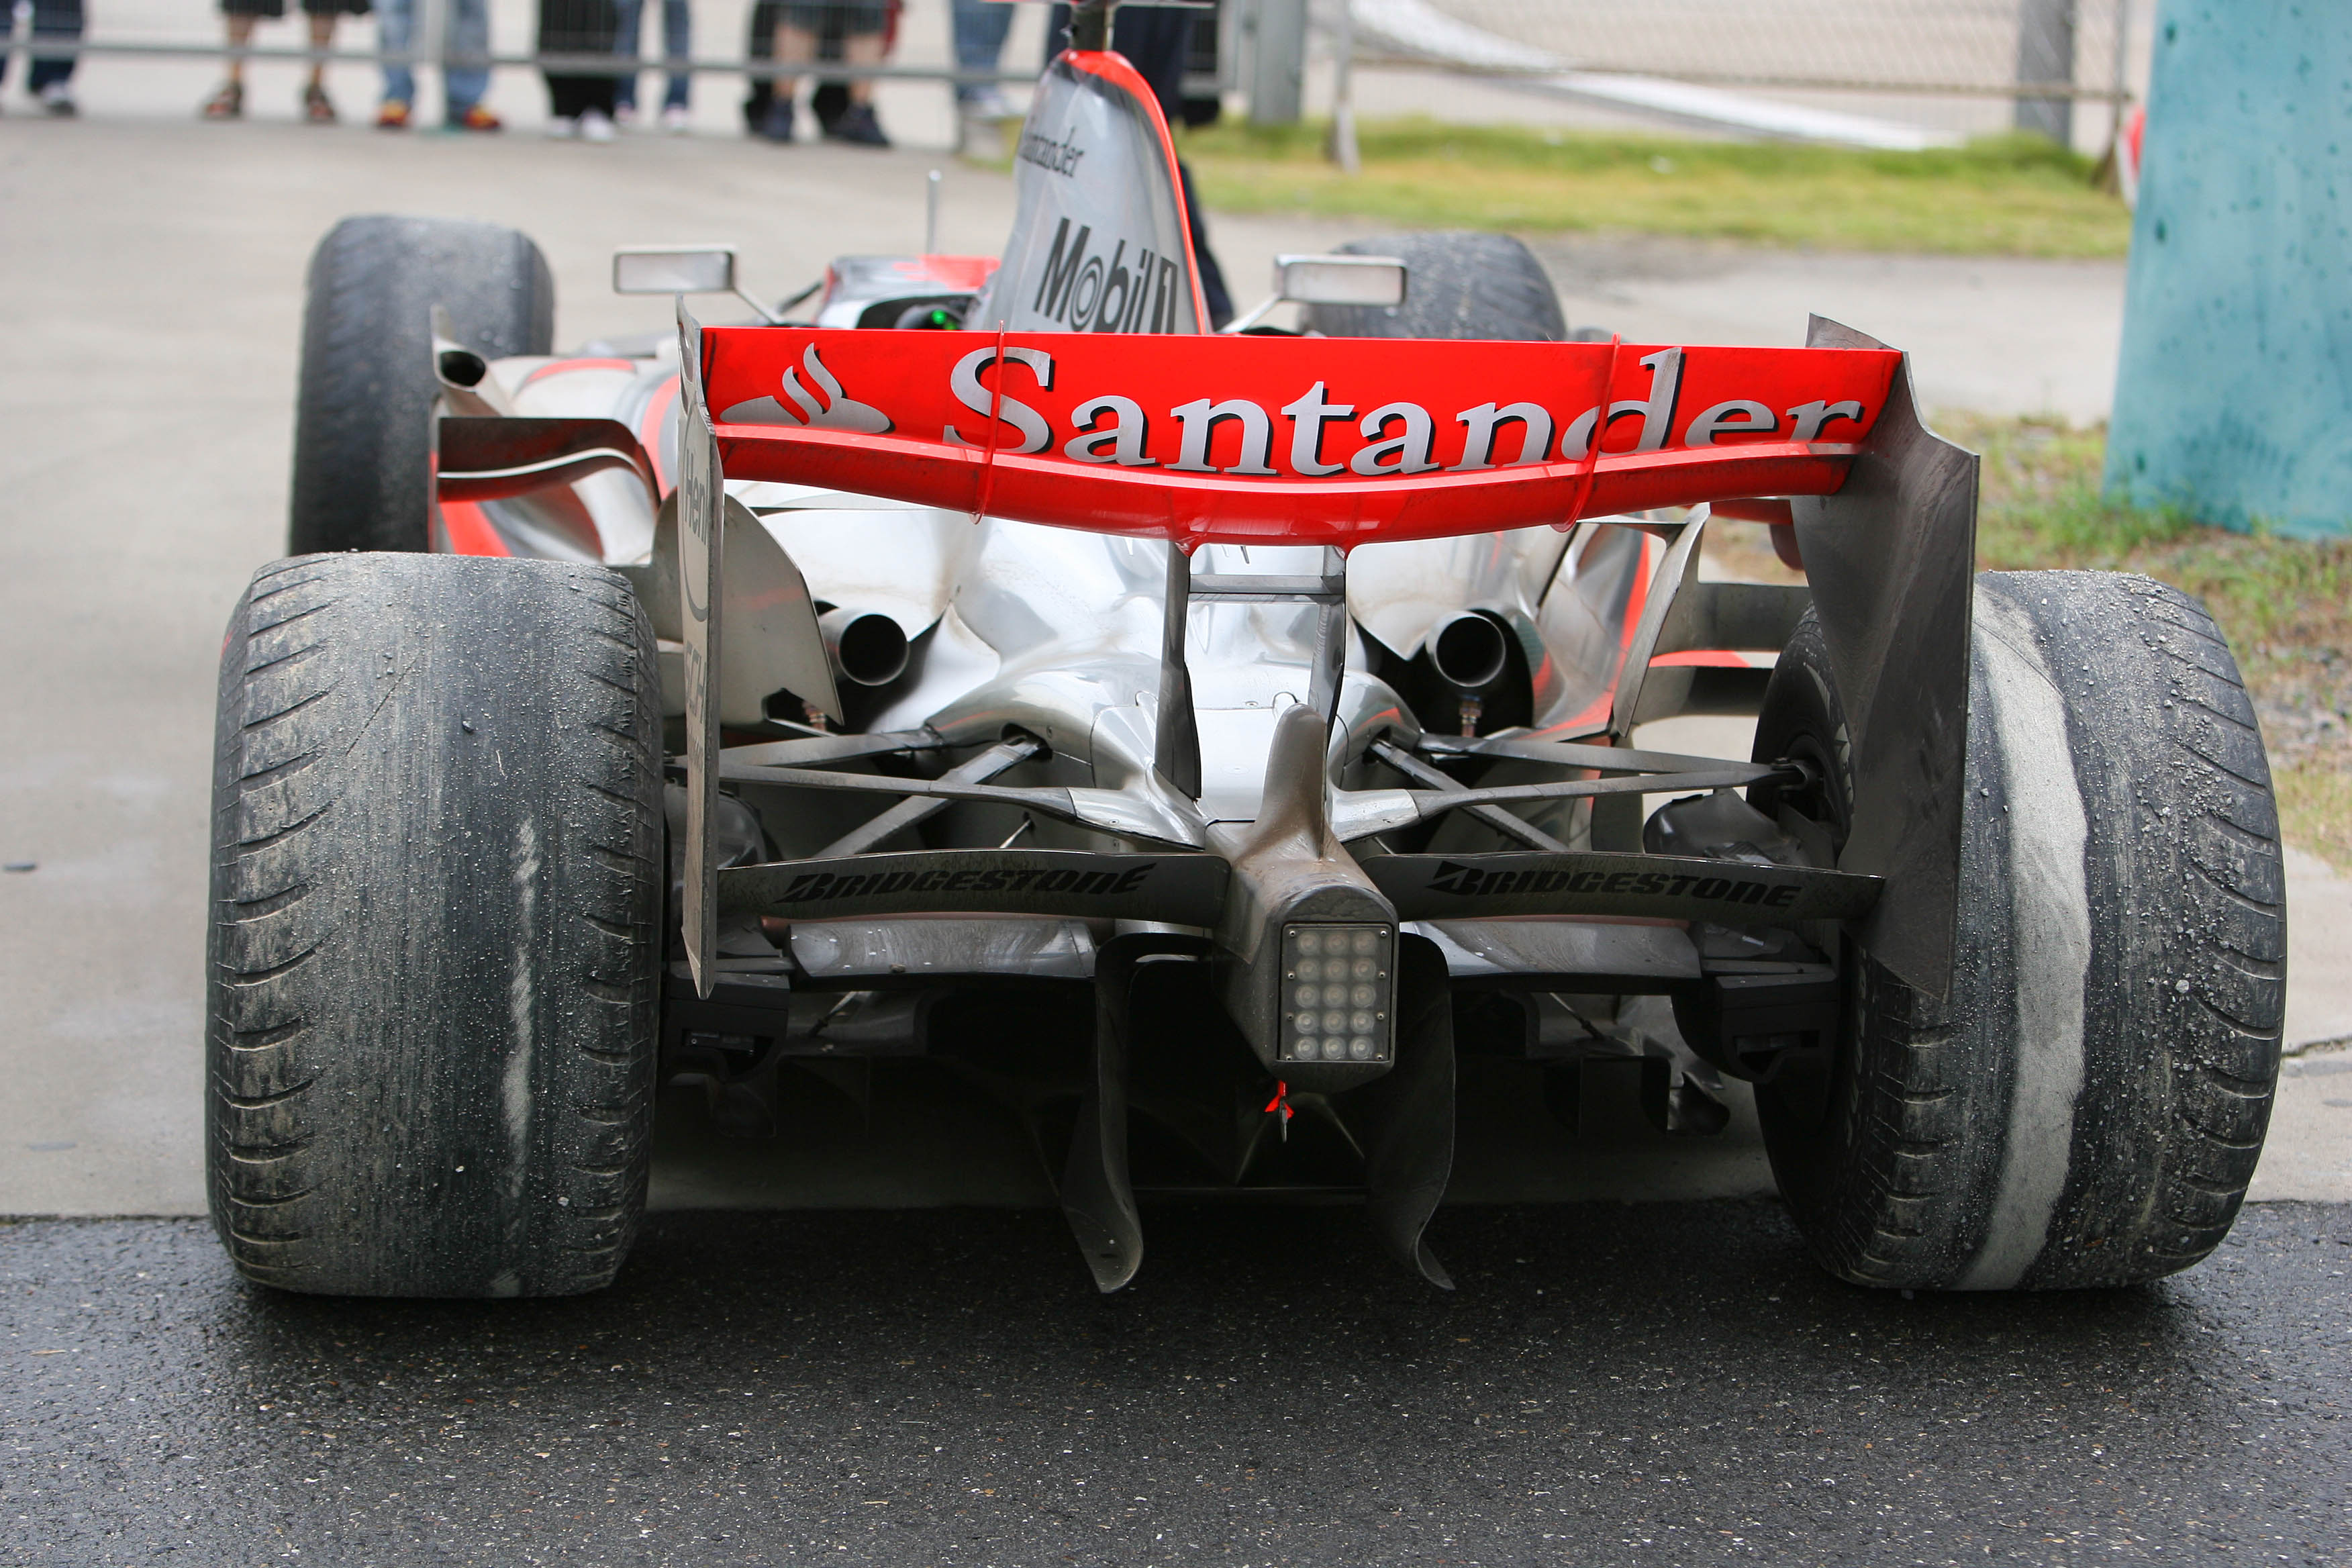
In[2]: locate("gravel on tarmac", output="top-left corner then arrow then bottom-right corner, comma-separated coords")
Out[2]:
5,1202 -> 2349,1566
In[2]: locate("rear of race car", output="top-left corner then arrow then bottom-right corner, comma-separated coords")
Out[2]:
207,7 -> 2287,1302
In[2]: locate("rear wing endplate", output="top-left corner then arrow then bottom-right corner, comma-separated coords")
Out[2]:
676,301 -> 725,998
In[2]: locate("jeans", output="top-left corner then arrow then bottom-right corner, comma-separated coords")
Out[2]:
9,0 -> 83,93
950,0 -> 1008,104
612,0 -> 690,111
376,0 -> 490,113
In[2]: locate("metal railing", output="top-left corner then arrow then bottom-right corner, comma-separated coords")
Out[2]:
2,38 -> 1042,85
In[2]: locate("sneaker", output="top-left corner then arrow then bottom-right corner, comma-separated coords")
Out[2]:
963,84 -> 1014,121
302,81 -> 337,123
660,103 -> 690,134
37,82 -> 77,117
546,114 -> 577,139
810,81 -> 848,134
613,101 -> 636,127
201,80 -> 243,119
452,103 -> 501,132
375,99 -> 411,129
826,101 -> 888,148
754,97 -> 794,144
956,110 -> 1004,161
579,108 -> 615,143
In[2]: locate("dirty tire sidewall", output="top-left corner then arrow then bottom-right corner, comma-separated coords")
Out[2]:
289,215 -> 555,555
1756,572 -> 2285,1290
207,552 -> 662,1297
1303,232 -> 1567,342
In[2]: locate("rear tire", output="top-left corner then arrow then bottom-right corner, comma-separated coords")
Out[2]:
1753,572 -> 2286,1289
1303,232 -> 1567,342
207,552 -> 663,1297
289,215 -> 555,555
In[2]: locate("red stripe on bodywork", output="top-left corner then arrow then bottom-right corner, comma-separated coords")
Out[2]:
639,373 -> 681,497
1529,531 -> 1651,741
1651,650 -> 1755,667
438,499 -> 508,556
428,451 -> 511,555
891,255 -> 999,292
523,357 -> 638,387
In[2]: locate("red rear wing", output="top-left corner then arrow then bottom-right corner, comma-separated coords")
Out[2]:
700,325 -> 1900,545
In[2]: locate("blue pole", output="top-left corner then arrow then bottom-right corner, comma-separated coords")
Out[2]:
2105,0 -> 2352,539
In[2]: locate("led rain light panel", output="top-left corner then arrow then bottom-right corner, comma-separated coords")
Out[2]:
1280,924 -> 1395,1063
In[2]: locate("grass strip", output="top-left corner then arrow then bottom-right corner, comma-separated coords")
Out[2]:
1177,119 -> 2133,258
1954,415 -> 2352,872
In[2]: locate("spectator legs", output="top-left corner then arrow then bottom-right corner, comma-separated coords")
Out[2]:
614,0 -> 689,117
612,0 -> 644,113
304,11 -> 332,93
444,0 -> 490,113
222,14 -> 257,89
660,0 -> 691,110
950,0 -> 1011,107
377,0 -> 416,107
376,0 -> 487,119
773,20 -> 881,110
25,0 -> 83,97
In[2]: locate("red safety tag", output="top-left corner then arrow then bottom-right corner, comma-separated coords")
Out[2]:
1263,1080 -> 1291,1142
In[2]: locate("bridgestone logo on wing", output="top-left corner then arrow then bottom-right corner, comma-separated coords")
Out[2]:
1425,859 -> 1804,909
779,863 -> 1158,903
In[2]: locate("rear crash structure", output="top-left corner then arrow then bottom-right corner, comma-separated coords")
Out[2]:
208,12 -> 2286,1302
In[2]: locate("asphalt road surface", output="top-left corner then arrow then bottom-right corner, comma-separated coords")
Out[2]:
9,1202 -> 2351,1566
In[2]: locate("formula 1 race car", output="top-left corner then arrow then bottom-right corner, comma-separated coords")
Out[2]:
207,0 -> 2286,1300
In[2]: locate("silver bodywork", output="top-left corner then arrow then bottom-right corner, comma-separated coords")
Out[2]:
415,36 -> 1980,1292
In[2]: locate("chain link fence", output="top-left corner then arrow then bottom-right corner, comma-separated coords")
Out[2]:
1334,0 -> 2147,152
1412,0 -> 2133,99
9,0 -> 2141,151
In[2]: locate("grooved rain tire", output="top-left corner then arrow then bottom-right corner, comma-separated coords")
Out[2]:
1754,572 -> 2286,1289
1304,232 -> 1567,342
207,552 -> 663,1297
289,215 -> 555,556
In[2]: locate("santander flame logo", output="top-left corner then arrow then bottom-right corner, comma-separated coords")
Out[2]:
718,344 -> 893,434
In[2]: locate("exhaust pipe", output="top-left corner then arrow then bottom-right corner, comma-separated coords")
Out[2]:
436,346 -> 489,388
818,607 -> 910,687
1429,612 -> 1508,689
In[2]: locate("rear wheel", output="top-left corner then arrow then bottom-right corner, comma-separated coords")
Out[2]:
1753,572 -> 2286,1289
289,215 -> 555,555
1303,231 -> 1567,342
207,552 -> 663,1296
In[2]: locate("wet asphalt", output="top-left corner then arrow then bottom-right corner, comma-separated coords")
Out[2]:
5,1202 -> 2349,1567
